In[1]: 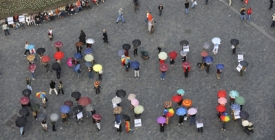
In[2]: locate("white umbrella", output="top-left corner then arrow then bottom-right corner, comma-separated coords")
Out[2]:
127,93 -> 136,101
86,38 -> 95,44
242,120 -> 249,126
50,113 -> 59,122
212,37 -> 221,44
112,96 -> 122,104
158,52 -> 168,60
85,104 -> 94,111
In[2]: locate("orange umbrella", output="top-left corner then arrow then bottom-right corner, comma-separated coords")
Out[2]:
217,90 -> 227,98
200,51 -> 208,57
41,56 -> 50,63
54,51 -> 64,60
182,99 -> 192,107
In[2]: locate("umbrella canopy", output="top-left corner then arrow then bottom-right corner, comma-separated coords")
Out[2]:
163,101 -> 172,108
27,44 -> 35,50
122,44 -> 131,50
240,111 -> 249,120
66,58 -> 73,67
130,61 -> 140,69
235,96 -> 246,105
123,114 -> 130,121
229,90 -> 239,98
117,49 -> 125,56
71,91 -> 81,99
85,62 -> 92,68
22,89 -> 31,97
172,95 -> 182,103
27,54 -> 35,61
29,64 -> 36,71
60,105 -> 70,114
160,63 -> 168,71
116,89 -> 126,97
31,103 -> 40,111
182,99 -> 192,108
64,100 -> 73,107
231,104 -> 240,111
19,107 -> 29,116
182,62 -> 191,68
92,114 -> 102,120
127,93 -> 136,101
50,113 -> 59,122
132,39 -> 141,46
157,116 -> 166,124
54,51 -> 64,60
85,104 -> 94,111
203,56 -> 213,63
164,108 -> 174,117
218,97 -> 227,104
158,52 -> 168,60
54,41 -> 63,47
242,120 -> 249,126
15,116 -> 27,127
196,116 -> 206,123
83,48 -> 92,55
131,99 -> 139,107
115,114 -> 121,123
177,89 -> 185,95
20,96 -> 29,105
188,108 -> 197,115
220,115 -> 230,122
212,37 -> 221,44
200,51 -> 208,57
75,41 -> 83,46
114,106 -> 122,114
176,107 -> 187,116
216,64 -> 224,70
121,57 -> 131,64
203,42 -> 210,49
230,39 -> 239,45
169,51 -> 178,59
37,113 -> 47,121
73,105 -> 83,113
36,91 -> 46,98
217,90 -> 227,98
74,53 -> 82,59
36,48 -> 46,55
240,61 -> 248,67
180,51 -> 187,57
78,97 -> 92,106
86,38 -> 95,44
52,62 -> 61,71
41,55 -> 50,63
180,40 -> 189,46
216,105 -> 226,112
93,64 -> 103,72
134,105 -> 144,114
112,96 -> 122,104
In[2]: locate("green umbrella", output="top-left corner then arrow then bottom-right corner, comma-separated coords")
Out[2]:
235,96 -> 246,105
31,103 -> 40,111
134,105 -> 144,114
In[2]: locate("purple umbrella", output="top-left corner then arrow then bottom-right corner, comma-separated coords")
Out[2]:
157,116 -> 166,124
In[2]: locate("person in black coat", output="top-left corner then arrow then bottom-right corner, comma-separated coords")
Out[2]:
79,30 -> 86,44
102,29 -> 108,44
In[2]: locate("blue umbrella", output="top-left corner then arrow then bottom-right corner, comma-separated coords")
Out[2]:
176,107 -> 187,116
118,49 -> 124,56
229,90 -> 239,98
115,114 -> 121,123
231,104 -> 240,111
74,64 -> 80,72
85,62 -> 92,68
177,89 -> 185,95
27,44 -> 35,50
83,48 -> 92,55
130,61 -> 140,69
74,53 -> 82,59
216,64 -> 224,70
60,105 -> 70,113
203,56 -> 213,63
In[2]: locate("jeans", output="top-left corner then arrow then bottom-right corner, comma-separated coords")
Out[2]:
185,8 -> 189,14
24,49 -> 30,55
246,15 -> 251,21
20,127 -> 24,134
58,88 -> 64,94
205,0 -> 208,5
240,15 -> 245,21
116,15 -> 125,23
190,116 -> 196,125
31,72 -> 35,79
161,72 -> 166,79
159,10 -> 162,16
4,29 -> 10,35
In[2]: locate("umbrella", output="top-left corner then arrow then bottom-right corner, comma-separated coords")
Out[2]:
73,105 -> 83,113
37,113 -> 47,121
74,64 -> 80,72
200,51 -> 208,57
163,108 -> 174,117
22,89 -> 31,97
182,62 -> 191,68
52,62 -> 61,71
230,39 -> 239,45
117,49 -> 125,56
218,97 -> 227,104
235,96 -> 246,105
212,37 -> 221,44
54,41 -> 63,47
132,39 -> 141,46
182,99 -> 192,108
158,52 -> 168,60
203,42 -> 210,49
66,58 -> 73,67
74,53 -> 82,59
19,107 -> 29,116
83,48 -> 92,55
114,106 -> 122,114
130,61 -> 140,69
50,113 -> 59,122
229,90 -> 239,98
216,105 -> 226,112
160,63 -> 168,71
157,116 -> 166,124
36,48 -> 46,55
27,54 -> 35,61
64,100 -> 73,107
123,114 -> 130,121
134,105 -> 144,114
115,114 -> 121,123
27,44 -> 35,50
54,51 -> 64,60
163,101 -> 172,108
85,104 -> 94,111
196,116 -> 206,123
20,96 -> 29,105
216,64 -> 224,70
121,57 -> 131,64
86,38 -> 95,44
240,111 -> 249,120
180,51 -> 187,57
122,44 -> 131,50
177,89 -> 185,95
93,64 -> 102,72
60,105 -> 70,114
116,89 -> 126,97
31,103 -> 40,111
180,40 -> 189,46
188,108 -> 197,115
217,90 -> 227,98
176,107 -> 187,116
75,41 -> 83,46
85,62 -> 92,67
231,104 -> 240,111
169,51 -> 178,59
242,120 -> 249,126
203,56 -> 213,63
15,116 -> 27,127
240,61 -> 248,67
172,95 -> 182,103
78,97 -> 92,106
36,91 -> 46,98
29,64 -> 36,71
92,114 -> 102,120
127,93 -> 136,100
41,56 -> 50,63
71,91 -> 81,99
131,99 -> 139,107
220,115 -> 230,122
112,96 -> 122,104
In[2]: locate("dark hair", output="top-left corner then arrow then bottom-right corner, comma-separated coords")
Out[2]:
60,81 -> 62,84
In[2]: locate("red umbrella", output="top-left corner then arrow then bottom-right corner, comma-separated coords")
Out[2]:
169,51 -> 178,59
160,63 -> 168,71
54,51 -> 64,60
54,41 -> 63,48
92,114 -> 102,120
20,97 -> 29,105
78,97 -> 92,106
64,100 -> 73,107
41,56 -> 50,63
172,95 -> 182,103
200,51 -> 208,57
217,90 -> 227,98
182,62 -> 191,67
216,105 -> 226,112
29,64 -> 36,71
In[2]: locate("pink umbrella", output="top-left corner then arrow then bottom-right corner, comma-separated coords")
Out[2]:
218,97 -> 227,104
200,51 -> 208,57
160,63 -> 168,71
182,62 -> 190,68
29,64 -> 36,71
54,41 -> 63,48
67,58 -> 73,67
187,108 -> 197,115
20,96 -> 30,105
131,99 -> 139,107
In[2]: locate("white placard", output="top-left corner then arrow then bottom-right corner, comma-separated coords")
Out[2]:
238,54 -> 244,62
134,119 -> 142,127
183,46 -> 189,52
236,64 -> 243,72
114,122 -> 120,128
7,17 -> 14,25
19,15 -> 25,22
77,112 -> 83,119
196,123 -> 203,128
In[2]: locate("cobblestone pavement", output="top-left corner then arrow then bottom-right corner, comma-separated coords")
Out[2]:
0,0 -> 275,140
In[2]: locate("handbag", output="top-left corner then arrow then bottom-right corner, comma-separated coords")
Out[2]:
32,111 -> 37,116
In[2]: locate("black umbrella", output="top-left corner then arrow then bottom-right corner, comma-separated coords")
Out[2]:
240,111 -> 249,120
230,39 -> 239,45
132,39 -> 141,47
19,107 -> 29,116
73,105 -> 83,113
240,61 -> 248,67
36,48 -> 46,55
123,114 -> 130,121
71,91 -> 81,99
22,89 -> 31,97
31,103 -> 40,112
37,113 -> 47,121
122,44 -> 131,50
180,40 -> 189,46
15,116 -> 27,127
116,89 -> 126,97
52,62 -> 61,71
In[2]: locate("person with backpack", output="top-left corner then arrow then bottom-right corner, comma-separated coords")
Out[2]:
240,7 -> 246,21
246,7 -> 252,22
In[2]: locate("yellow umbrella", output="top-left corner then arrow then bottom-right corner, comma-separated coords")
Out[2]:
27,54 -> 35,61
84,54 -> 94,62
158,52 -> 168,60
93,64 -> 102,72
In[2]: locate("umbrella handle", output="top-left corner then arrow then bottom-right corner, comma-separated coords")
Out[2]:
166,117 -> 169,124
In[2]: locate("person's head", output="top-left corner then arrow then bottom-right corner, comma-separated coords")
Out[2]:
26,41 -> 28,44
59,80 -> 62,84
26,77 -> 29,80
51,79 -> 54,82
103,29 -> 106,32
50,28 -> 52,30
186,0 -> 188,2
120,8 -> 123,11
160,4 -> 162,6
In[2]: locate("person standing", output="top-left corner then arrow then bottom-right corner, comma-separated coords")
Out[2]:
58,81 -> 64,94
79,30 -> 86,44
271,14 -> 275,27
103,29 -> 109,44
217,69 -> 222,79
240,7 -> 246,21
99,70 -> 103,81
2,22 -> 10,36
158,4 -> 163,16
49,80 -> 58,95
116,8 -> 125,23
134,66 -> 140,78
160,70 -> 166,80
26,77 -> 32,91
184,0 -> 190,14
41,119 -> 48,131
184,66 -> 191,78
24,41 -> 30,56
269,0 -> 274,10
48,28 -> 53,41
94,80 -> 101,94
246,7 -> 252,22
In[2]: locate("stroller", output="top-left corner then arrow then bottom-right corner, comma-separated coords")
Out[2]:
139,47 -> 149,60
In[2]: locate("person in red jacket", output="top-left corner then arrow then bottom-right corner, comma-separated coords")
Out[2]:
183,66 -> 191,78
246,7 -> 252,22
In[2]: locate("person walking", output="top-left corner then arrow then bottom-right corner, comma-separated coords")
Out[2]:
58,81 -> 64,94
48,28 -> 53,41
271,14 -> 275,27
102,29 -> 109,44
42,96 -> 48,108
217,69 -> 222,79
240,7 -> 246,21
134,66 -> 140,78
95,119 -> 101,131
183,65 -> 191,78
158,4 -> 164,16
184,0 -> 190,14
133,45 -> 138,56
269,0 -> 274,10
99,70 -> 103,81
24,41 -> 30,56
246,7 -> 252,22
212,44 -> 219,55
79,30 -> 86,44
26,77 -> 32,91
41,119 -> 48,131
116,8 -> 125,23
191,0 -> 197,8
61,113 -> 67,123
49,80 -> 58,95
2,22 -> 10,36
94,80 -> 101,94
160,70 -> 166,80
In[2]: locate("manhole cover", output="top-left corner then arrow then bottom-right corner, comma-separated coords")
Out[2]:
185,29 -> 191,34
